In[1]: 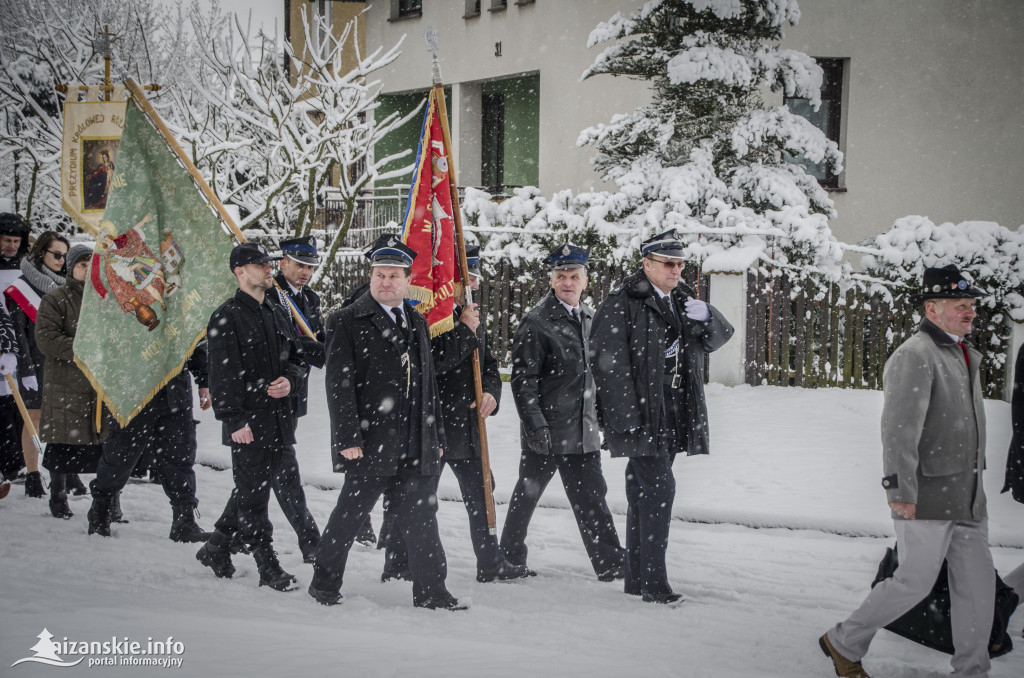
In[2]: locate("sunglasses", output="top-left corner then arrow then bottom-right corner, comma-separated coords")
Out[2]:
649,257 -> 684,270
46,250 -> 67,260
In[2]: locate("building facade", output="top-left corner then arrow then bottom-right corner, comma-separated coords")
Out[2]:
292,0 -> 1024,246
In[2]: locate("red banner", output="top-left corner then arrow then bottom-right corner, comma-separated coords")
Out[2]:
400,88 -> 460,337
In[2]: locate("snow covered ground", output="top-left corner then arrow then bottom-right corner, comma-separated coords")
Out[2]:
2,372 -> 1022,677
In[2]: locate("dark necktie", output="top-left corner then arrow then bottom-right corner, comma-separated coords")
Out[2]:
657,295 -> 677,325
392,307 -> 408,340
959,341 -> 970,368
571,307 -> 581,324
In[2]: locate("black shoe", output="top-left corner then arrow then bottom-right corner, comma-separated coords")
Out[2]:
308,583 -> 342,606
227,532 -> 250,555
49,492 -> 73,519
196,532 -> 235,578
169,505 -> 211,543
356,516 -> 376,546
109,491 -> 128,524
641,591 -> 683,605
24,471 -> 46,498
253,546 -> 298,592
414,592 -> 468,611
477,560 -> 536,583
300,541 -> 319,565
380,567 -> 413,583
87,498 -> 112,537
66,473 -> 88,496
597,564 -> 626,582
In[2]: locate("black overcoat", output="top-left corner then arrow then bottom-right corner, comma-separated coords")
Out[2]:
324,291 -> 445,476
207,289 -> 305,447
590,268 -> 734,457
1004,342 -> 1024,503
431,306 -> 501,460
272,271 -> 326,418
510,290 -> 600,455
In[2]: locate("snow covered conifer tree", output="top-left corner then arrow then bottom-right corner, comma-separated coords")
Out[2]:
580,0 -> 844,275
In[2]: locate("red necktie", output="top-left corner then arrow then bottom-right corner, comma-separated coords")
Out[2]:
958,341 -> 970,368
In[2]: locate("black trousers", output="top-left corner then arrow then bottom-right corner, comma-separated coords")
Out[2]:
312,463 -> 449,604
91,406 -> 198,507
499,450 -> 624,575
385,458 -> 504,573
213,443 -> 319,553
623,455 -> 676,596
0,396 -> 23,477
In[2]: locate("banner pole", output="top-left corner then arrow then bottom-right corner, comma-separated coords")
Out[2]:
4,374 -> 44,456
118,76 -> 314,339
430,60 -> 498,535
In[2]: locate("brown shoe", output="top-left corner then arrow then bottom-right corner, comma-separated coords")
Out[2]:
819,634 -> 870,678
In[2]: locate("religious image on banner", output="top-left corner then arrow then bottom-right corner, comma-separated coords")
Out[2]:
74,97 -> 237,425
400,87 -> 460,337
61,97 -> 127,232
82,140 -> 119,211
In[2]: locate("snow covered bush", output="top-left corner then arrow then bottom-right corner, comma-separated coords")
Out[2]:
574,0 -> 844,278
860,215 -> 1024,378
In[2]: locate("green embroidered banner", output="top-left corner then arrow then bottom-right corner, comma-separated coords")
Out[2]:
74,98 -> 237,425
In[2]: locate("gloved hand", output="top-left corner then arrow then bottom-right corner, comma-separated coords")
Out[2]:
298,336 -> 323,354
684,297 -> 711,322
526,426 -> 552,455
22,375 -> 38,391
0,352 -> 15,375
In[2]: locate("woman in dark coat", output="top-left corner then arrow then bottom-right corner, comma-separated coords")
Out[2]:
4,231 -> 71,497
34,245 -> 106,519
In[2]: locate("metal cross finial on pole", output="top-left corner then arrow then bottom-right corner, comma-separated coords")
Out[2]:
425,27 -> 442,86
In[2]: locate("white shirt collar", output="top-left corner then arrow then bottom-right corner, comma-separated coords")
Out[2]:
378,300 -> 405,320
285,279 -> 301,295
945,331 -> 962,343
557,299 -> 580,316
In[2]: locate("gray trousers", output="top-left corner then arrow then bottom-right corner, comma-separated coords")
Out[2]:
829,519 -> 995,677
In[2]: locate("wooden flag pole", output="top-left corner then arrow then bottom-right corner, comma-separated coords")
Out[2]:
118,75 -> 315,340
428,39 -> 498,535
4,374 -> 44,456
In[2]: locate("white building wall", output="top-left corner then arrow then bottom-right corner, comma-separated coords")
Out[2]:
361,0 -> 1024,245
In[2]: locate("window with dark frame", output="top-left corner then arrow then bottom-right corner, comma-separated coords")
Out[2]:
784,58 -> 844,189
489,0 -> 507,11
397,0 -> 422,19
481,92 -> 505,191
465,0 -> 482,18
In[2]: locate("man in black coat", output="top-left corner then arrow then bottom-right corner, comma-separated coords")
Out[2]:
308,235 -> 463,610
383,247 -> 532,583
500,243 -> 625,581
194,243 -> 308,592
590,229 -> 734,604
1002,343 -> 1024,600
86,346 -> 211,541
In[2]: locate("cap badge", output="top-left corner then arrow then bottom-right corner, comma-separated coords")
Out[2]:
562,245 -> 571,256
957,280 -> 968,290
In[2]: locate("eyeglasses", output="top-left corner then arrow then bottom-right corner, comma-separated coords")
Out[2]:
648,257 -> 684,270
46,250 -> 67,260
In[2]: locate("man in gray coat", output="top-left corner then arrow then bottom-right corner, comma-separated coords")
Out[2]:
821,264 -> 995,678
500,243 -> 625,581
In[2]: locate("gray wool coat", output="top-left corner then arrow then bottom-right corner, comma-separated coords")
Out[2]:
881,318 -> 986,521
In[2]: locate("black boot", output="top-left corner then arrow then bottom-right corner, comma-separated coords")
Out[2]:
66,473 -> 88,496
253,546 -> 298,592
87,497 -> 112,537
356,515 -> 376,546
196,531 -> 235,578
24,471 -> 46,498
49,491 -> 73,519
109,491 -> 128,523
169,505 -> 211,543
